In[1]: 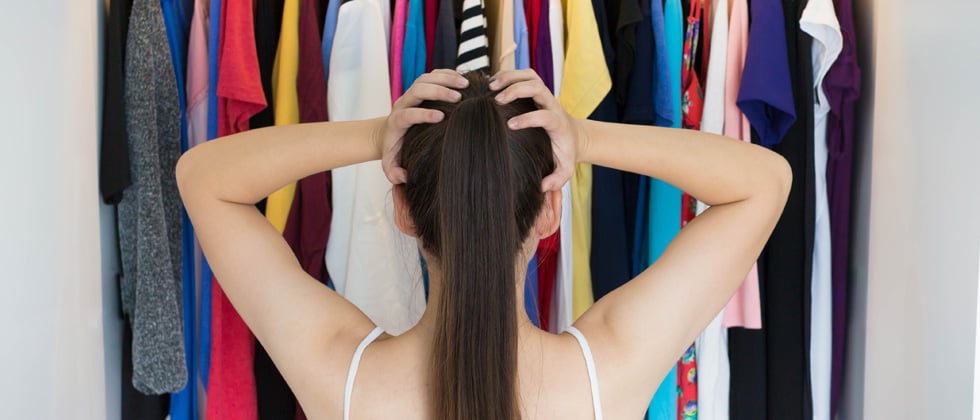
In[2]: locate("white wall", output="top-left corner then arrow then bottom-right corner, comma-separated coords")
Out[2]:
0,2 -> 109,419
849,1 -> 980,418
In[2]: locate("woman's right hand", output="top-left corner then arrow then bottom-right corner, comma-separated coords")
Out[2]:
489,69 -> 588,192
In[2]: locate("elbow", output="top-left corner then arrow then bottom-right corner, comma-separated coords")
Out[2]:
769,153 -> 793,205
175,148 -> 200,201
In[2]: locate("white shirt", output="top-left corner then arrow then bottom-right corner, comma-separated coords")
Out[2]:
547,0 -> 574,335
326,0 -> 425,335
695,0 -> 731,418
800,1 -> 842,419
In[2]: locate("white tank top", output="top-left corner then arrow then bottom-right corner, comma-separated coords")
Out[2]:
342,325 -> 603,420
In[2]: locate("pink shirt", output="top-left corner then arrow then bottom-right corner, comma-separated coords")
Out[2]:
186,0 -> 209,149
721,0 -> 761,329
390,0 -> 408,102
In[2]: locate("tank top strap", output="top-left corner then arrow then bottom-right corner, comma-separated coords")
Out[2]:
343,326 -> 384,420
565,326 -> 604,420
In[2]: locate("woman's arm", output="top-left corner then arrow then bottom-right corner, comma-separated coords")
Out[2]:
492,69 -> 790,413
176,118 -> 386,365
176,70 -> 468,398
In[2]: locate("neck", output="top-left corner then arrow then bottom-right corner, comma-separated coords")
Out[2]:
411,260 -> 539,337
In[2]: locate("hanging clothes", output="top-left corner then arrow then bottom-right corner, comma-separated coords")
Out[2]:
486,0 -> 516,72
533,0 -> 557,329
677,2 -> 704,418
194,1 -> 223,404
532,0 -> 554,90
119,0 -> 187,396
255,1 -> 337,417
457,0 -> 491,72
100,0 -> 133,205
425,0 -> 439,70
548,0 -> 574,335
560,0 -> 611,321
160,0 -> 199,412
607,0 -> 642,108
589,0 -> 639,304
762,0 -> 817,418
693,0 -> 730,418
825,1 -> 861,413
716,2 -> 770,419
183,0 -> 209,413
737,0 -> 796,149
187,0 -> 210,150
645,1 -> 682,418
720,0 -> 762,330
524,0 -> 543,67
207,1 -> 268,419
800,1 -> 842,419
250,2 -> 291,417
326,0 -> 427,335
515,0 -> 530,69
432,0 -> 459,69
391,0 -> 408,97
322,0 -> 342,84
403,0 -> 428,87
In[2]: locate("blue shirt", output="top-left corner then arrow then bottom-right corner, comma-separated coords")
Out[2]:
737,0 -> 796,148
199,0 -> 222,394
514,0 -> 530,70
525,256 -> 540,327
650,0 -> 673,127
321,0 -> 343,83
402,0 -> 427,88
161,1 -> 197,418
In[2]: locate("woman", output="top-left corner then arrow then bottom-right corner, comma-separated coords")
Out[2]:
177,69 -> 790,419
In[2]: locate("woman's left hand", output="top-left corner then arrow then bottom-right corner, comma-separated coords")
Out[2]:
376,69 -> 470,185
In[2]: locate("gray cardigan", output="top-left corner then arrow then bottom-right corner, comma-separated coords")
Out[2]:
118,0 -> 187,395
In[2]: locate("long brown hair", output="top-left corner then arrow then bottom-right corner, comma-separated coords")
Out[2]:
398,71 -> 555,419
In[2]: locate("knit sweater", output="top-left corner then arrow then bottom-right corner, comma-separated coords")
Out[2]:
118,0 -> 187,395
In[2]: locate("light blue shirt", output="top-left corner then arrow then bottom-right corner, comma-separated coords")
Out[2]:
321,0 -> 343,83
515,0 -> 530,69
646,0 -> 683,418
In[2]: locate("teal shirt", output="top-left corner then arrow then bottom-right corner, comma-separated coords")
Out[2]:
646,0 -> 683,418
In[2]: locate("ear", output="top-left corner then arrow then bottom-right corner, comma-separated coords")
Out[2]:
534,189 -> 562,239
392,185 -> 418,238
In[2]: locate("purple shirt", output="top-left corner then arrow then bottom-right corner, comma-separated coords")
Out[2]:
736,0 -> 796,148
533,0 -> 554,91
825,0 -> 862,415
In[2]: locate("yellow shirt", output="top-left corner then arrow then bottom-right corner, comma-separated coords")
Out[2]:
266,0 -> 301,233
558,0 -> 611,321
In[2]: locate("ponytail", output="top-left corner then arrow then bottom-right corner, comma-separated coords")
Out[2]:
398,71 -> 555,420
433,95 -> 520,419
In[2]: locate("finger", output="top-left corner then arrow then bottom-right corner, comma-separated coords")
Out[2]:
489,68 -> 541,91
416,70 -> 469,89
495,79 -> 556,108
405,82 -> 463,104
506,109 -> 559,132
541,172 -> 568,192
387,166 -> 408,185
393,107 -> 444,128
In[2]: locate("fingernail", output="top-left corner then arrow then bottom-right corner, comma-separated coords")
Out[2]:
507,118 -> 518,129
496,93 -> 507,103
457,77 -> 469,87
489,80 -> 500,90
450,91 -> 462,101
